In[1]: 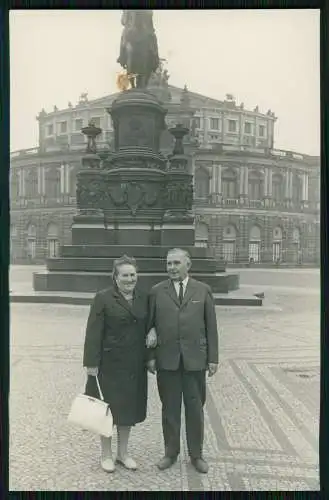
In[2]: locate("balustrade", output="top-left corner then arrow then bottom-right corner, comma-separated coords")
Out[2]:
193,195 -> 317,214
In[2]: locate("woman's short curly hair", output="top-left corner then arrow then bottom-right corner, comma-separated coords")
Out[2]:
112,254 -> 138,280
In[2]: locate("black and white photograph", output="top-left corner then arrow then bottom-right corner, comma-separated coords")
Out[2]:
9,9 -> 320,491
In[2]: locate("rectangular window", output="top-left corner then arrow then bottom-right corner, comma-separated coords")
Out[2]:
90,117 -> 101,128
259,125 -> 265,137
46,124 -> 54,136
272,242 -> 282,262
58,121 -> 67,134
228,120 -> 237,133
223,242 -> 236,263
244,122 -> 252,134
48,239 -> 59,258
222,180 -> 237,199
75,118 -> 83,131
210,118 -> 219,130
27,239 -> 36,259
249,181 -> 262,200
249,242 -> 260,263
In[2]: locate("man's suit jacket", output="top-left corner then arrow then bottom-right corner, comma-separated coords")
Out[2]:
148,277 -> 219,371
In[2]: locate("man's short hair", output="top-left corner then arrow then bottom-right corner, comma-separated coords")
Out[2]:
167,248 -> 192,264
112,254 -> 138,279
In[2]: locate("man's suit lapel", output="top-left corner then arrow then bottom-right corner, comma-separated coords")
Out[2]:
164,278 -> 196,308
164,280 -> 180,307
181,278 -> 197,307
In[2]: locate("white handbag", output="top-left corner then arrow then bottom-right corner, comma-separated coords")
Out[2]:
68,375 -> 113,437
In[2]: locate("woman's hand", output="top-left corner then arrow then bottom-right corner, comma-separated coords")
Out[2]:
86,367 -> 99,376
146,327 -> 157,348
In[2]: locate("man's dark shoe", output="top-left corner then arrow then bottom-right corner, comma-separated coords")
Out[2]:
157,456 -> 177,470
191,457 -> 209,474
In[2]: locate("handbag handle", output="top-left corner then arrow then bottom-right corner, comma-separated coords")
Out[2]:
95,375 -> 104,401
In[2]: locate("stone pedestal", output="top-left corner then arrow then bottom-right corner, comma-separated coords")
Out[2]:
33,88 -> 239,294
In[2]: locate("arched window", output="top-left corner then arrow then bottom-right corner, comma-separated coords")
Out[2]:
292,173 -> 303,203
47,223 -> 59,258
249,225 -> 261,263
272,226 -> 283,262
222,168 -> 238,199
26,224 -> 37,260
25,168 -> 39,198
222,224 -> 237,263
248,170 -> 264,200
45,166 -> 61,198
194,168 -> 209,199
195,222 -> 208,247
272,174 -> 284,202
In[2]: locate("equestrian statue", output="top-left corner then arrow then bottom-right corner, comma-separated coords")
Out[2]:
117,10 -> 160,89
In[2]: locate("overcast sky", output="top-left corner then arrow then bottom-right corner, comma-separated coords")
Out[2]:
10,9 -> 320,156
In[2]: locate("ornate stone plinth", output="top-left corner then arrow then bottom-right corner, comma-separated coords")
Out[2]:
33,88 -> 240,295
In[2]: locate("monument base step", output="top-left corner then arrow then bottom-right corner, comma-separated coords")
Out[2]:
10,290 -> 262,307
33,270 -> 239,294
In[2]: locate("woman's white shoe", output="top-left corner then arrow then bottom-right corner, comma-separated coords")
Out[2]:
116,456 -> 137,470
101,457 -> 116,473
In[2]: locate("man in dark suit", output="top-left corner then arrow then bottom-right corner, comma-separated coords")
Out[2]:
147,248 -> 219,474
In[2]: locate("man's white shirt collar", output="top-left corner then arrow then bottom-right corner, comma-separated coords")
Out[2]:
173,276 -> 189,297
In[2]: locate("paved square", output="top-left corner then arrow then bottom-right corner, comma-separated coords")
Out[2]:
9,267 -> 320,491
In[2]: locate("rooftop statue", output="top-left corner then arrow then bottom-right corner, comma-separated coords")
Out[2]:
117,10 -> 160,89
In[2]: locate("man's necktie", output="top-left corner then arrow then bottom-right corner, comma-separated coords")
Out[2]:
179,281 -> 184,304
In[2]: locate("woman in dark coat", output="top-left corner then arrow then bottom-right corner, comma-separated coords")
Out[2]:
83,255 -> 150,473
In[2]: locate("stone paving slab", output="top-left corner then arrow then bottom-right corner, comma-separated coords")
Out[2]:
9,288 -> 320,491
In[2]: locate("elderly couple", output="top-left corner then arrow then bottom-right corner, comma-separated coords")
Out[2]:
83,248 -> 219,475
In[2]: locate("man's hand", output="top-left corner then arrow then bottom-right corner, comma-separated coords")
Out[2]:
146,327 -> 157,348
147,360 -> 156,374
86,367 -> 99,376
207,363 -> 218,377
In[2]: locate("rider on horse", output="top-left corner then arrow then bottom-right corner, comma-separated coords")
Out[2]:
117,10 -> 159,89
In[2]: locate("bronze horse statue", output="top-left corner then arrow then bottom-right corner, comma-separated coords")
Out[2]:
117,10 -> 160,89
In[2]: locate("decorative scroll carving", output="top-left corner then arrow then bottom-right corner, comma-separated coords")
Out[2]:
107,181 -> 161,215
165,182 -> 193,210
76,175 -> 109,210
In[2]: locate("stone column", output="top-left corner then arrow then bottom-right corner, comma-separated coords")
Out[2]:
41,167 -> 46,195
65,164 -> 70,194
60,164 -> 65,194
302,173 -> 309,201
244,166 -> 249,196
216,164 -> 222,195
285,170 -> 290,199
268,168 -> 273,197
212,163 -> 222,203
210,164 -> 216,195
305,174 -> 309,201
37,167 -> 42,195
239,167 -> 245,195
264,168 -> 269,197
289,170 -> 293,199
20,169 -> 26,197
16,170 -> 21,197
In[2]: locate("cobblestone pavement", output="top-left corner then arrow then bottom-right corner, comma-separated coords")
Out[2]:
9,267 -> 320,491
